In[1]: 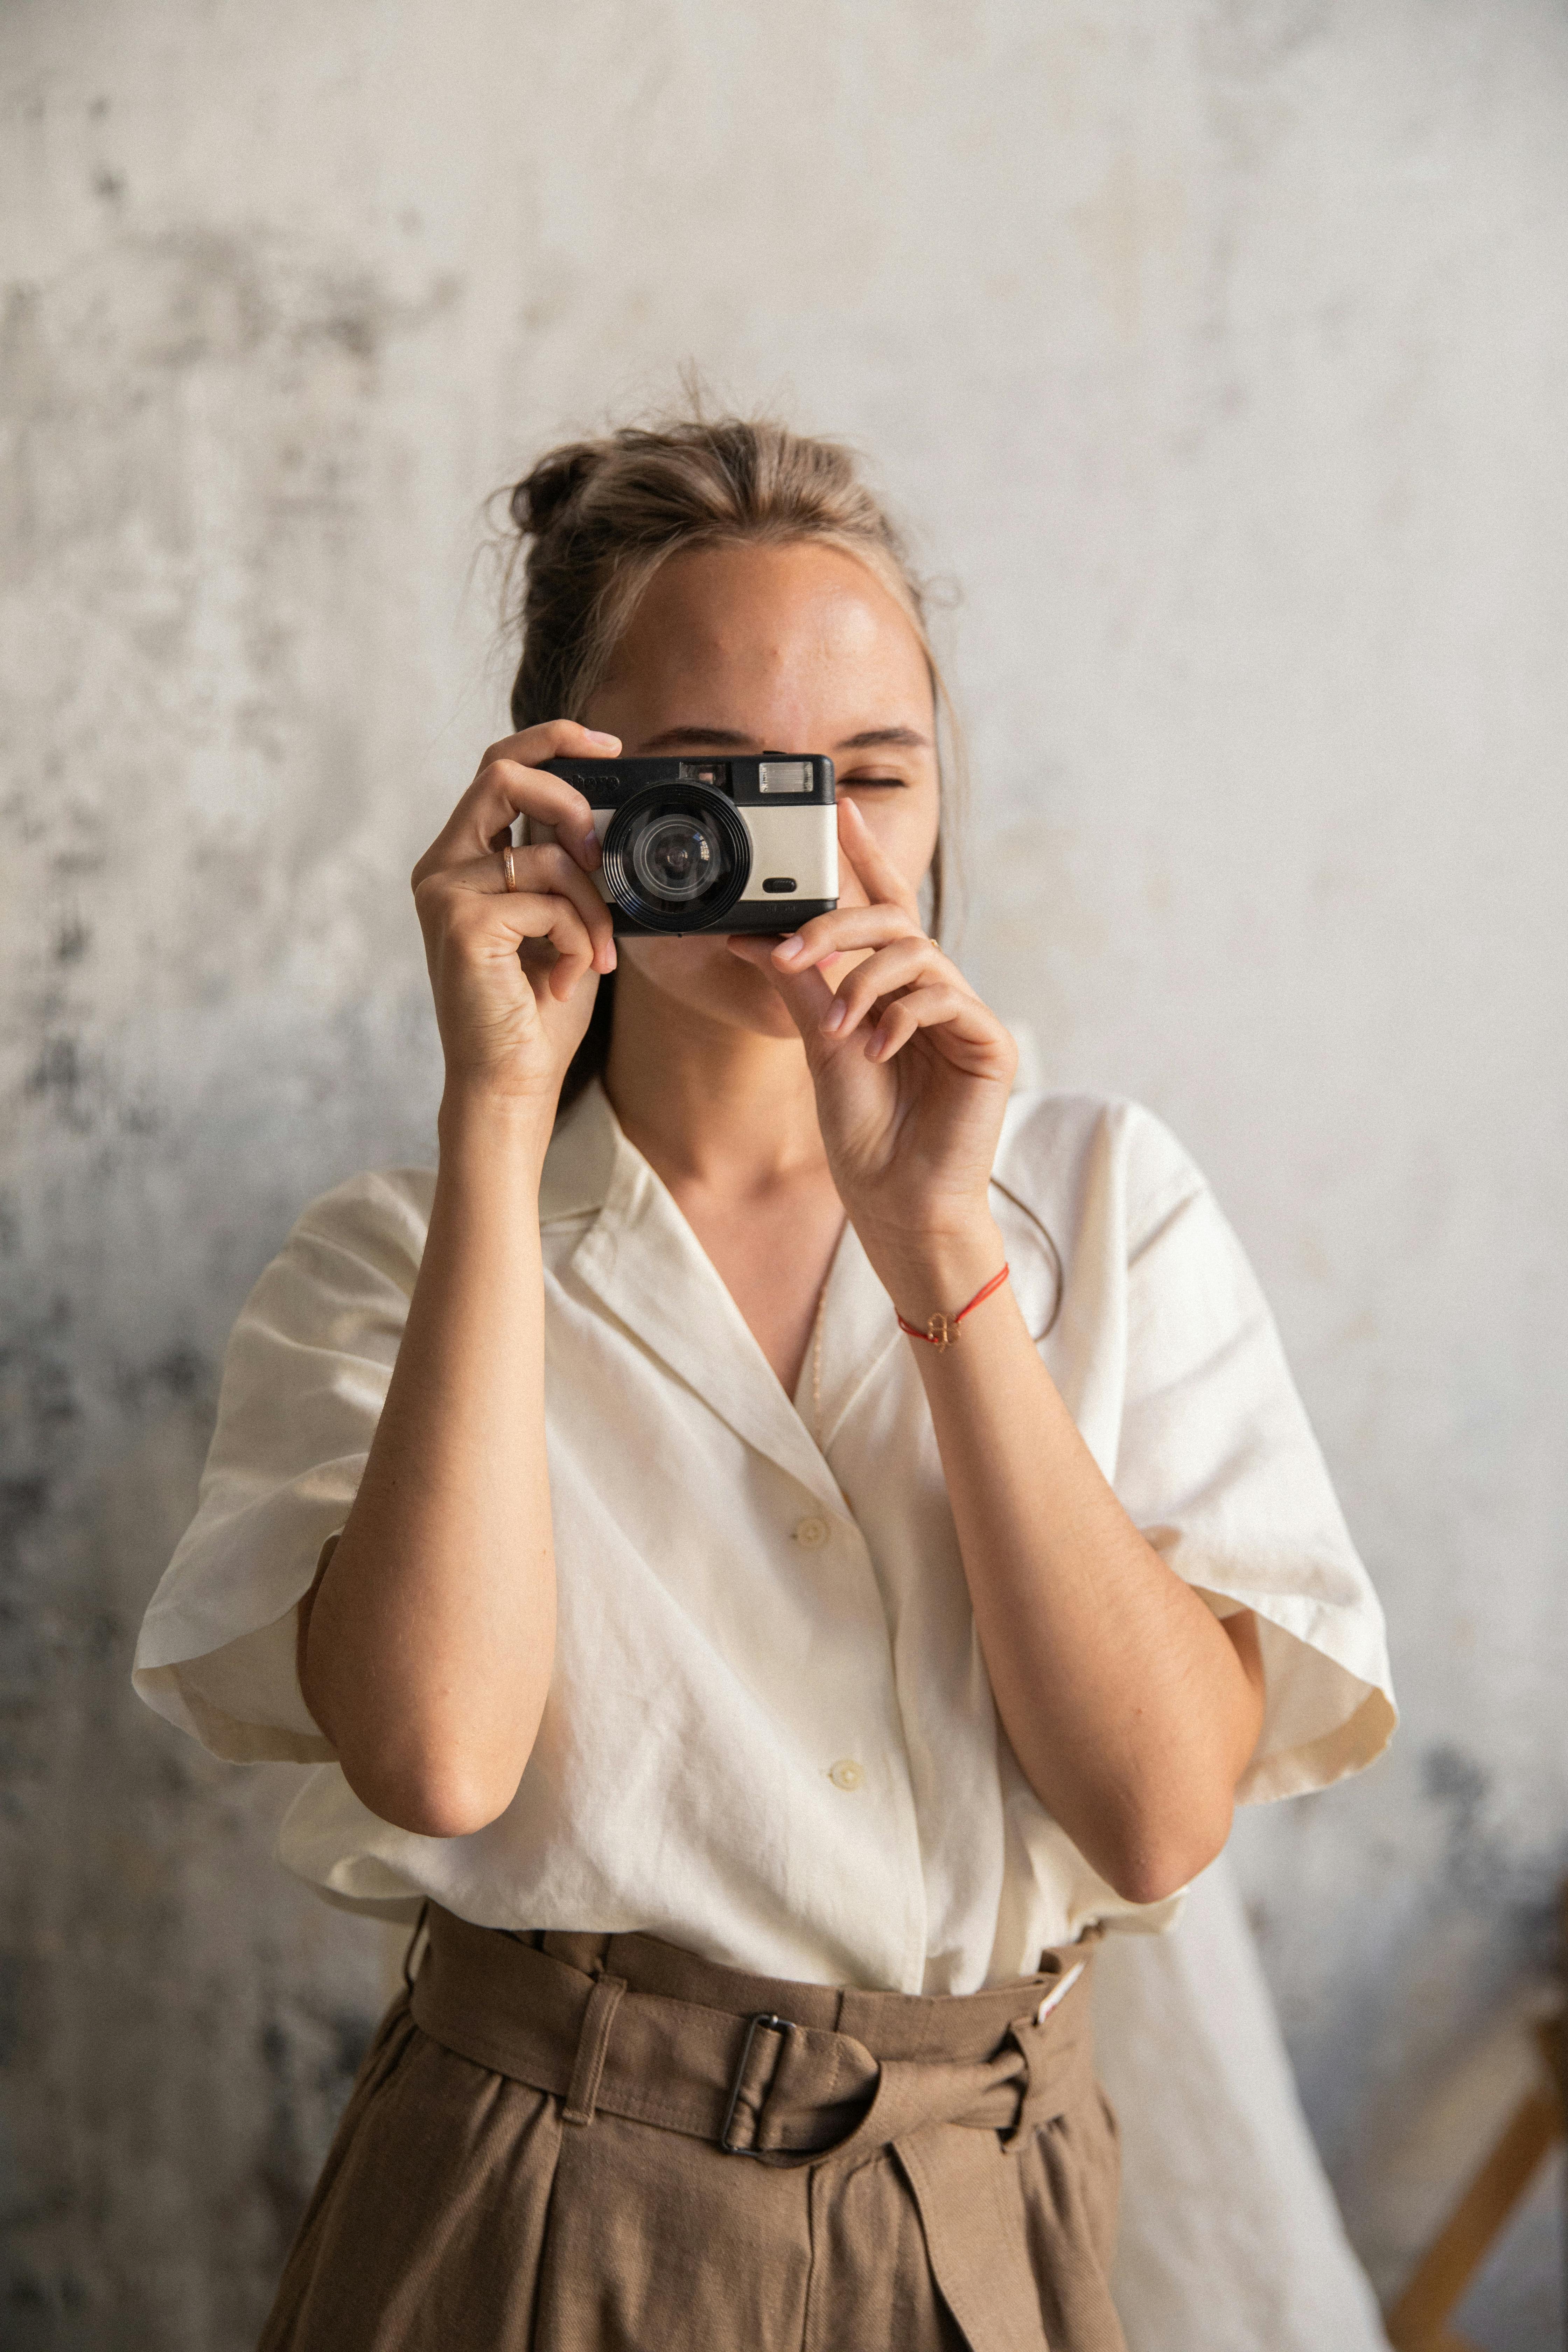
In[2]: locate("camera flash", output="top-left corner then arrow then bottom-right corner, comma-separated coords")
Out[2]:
758,761 -> 812,796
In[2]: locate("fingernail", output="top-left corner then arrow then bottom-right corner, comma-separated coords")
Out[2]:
585,730 -> 620,748
822,999 -> 847,1033
774,936 -> 804,963
601,943 -> 617,972
865,1030 -> 886,1059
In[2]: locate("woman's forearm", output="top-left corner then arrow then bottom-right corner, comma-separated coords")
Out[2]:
300,1091 -> 558,1836
876,1219 -> 1266,1906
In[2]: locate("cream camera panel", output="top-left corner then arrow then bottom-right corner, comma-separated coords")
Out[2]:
734,804 -> 836,903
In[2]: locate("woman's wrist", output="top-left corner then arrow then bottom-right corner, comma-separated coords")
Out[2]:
858,1213 -> 1009,1331
437,1080 -> 557,1183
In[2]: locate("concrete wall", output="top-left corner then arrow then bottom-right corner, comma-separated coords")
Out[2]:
3,0 -> 1565,2342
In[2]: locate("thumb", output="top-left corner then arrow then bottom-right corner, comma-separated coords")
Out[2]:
724,934 -> 839,1048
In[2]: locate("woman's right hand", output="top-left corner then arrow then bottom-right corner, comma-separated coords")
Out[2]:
411,721 -> 620,1110
311,719 -> 612,1828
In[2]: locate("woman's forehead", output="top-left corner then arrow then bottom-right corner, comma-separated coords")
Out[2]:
604,542 -> 934,737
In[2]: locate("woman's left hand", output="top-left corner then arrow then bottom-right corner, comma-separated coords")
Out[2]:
727,798 -> 1017,1290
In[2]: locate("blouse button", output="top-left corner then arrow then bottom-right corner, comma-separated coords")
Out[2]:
828,1758 -> 864,1792
794,1515 -> 829,1549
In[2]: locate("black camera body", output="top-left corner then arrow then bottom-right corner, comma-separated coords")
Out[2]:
513,755 -> 838,936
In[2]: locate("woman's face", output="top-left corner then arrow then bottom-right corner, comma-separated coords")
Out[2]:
582,541 -> 940,1040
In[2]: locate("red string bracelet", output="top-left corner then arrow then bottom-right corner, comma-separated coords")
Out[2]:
895,1264 -> 1010,1351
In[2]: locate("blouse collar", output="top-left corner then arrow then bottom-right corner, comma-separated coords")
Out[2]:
540,1083 -> 900,1507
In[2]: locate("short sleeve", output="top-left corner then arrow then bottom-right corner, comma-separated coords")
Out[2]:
1113,1115 -> 1396,1804
132,1167 -> 432,1764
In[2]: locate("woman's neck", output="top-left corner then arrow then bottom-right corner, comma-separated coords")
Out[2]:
602,964 -> 850,1397
602,965 -> 828,1199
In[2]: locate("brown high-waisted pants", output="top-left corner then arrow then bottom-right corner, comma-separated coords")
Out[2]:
258,1906 -> 1125,2352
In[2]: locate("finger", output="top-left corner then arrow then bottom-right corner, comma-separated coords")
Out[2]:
444,843 -> 617,974
862,983 -> 1013,1071
769,900 -> 925,975
415,868 -> 599,1000
429,754 -> 607,877
476,719 -> 623,808
724,932 -> 842,1035
835,795 -> 922,922
416,765 -> 600,884
819,937 -> 951,1038
479,719 -> 621,774
724,931 -> 787,969
481,887 -> 599,1001
414,721 -> 621,884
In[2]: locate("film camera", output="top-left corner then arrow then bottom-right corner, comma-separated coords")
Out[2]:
513,755 -> 838,936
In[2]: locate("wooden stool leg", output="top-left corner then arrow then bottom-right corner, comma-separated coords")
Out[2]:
1385,2021 -> 1564,2352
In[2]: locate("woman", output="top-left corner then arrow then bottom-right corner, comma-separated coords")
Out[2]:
134,412 -> 1395,2352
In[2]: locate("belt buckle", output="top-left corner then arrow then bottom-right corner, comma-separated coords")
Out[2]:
720,2011 -> 790,2155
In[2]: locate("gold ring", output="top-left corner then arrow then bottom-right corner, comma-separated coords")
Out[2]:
501,844 -> 517,893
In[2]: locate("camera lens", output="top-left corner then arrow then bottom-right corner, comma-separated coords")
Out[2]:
630,813 -> 719,904
601,784 -> 751,931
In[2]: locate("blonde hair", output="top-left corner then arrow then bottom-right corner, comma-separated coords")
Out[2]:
499,406 -> 959,1106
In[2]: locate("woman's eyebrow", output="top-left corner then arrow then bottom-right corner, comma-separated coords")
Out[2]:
835,726 -> 931,751
635,723 -> 932,753
636,726 -> 756,751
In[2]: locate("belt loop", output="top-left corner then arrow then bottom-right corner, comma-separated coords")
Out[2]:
720,2013 -> 793,2154
1032,1958 -> 1086,2026
561,1972 -> 627,2127
1002,1953 -> 1093,2152
401,1900 -> 431,1994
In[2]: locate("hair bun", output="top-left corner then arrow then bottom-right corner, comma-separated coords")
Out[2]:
510,441 -> 604,536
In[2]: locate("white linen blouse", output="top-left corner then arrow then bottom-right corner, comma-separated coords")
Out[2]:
133,1082 -> 1395,1996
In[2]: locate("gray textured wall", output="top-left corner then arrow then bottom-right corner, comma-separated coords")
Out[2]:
4,1 -> 1566,2343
